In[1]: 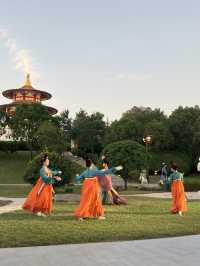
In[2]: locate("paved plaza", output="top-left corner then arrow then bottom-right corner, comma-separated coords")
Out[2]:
0,235 -> 199,266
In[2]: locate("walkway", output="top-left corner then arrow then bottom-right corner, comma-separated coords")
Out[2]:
132,191 -> 200,200
0,235 -> 199,266
0,197 -> 25,214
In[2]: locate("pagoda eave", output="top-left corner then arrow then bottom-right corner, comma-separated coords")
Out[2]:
0,103 -> 58,116
2,88 -> 52,101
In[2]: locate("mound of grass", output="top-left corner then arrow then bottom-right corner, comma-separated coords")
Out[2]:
0,151 -> 29,184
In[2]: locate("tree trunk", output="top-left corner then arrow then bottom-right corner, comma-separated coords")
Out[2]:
124,178 -> 128,190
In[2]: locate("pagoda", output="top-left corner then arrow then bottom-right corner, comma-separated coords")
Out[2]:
0,74 -> 57,115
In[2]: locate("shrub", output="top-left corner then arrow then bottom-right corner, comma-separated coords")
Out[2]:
103,140 -> 147,188
0,141 -> 29,152
23,151 -> 84,185
184,176 -> 200,191
149,151 -> 192,175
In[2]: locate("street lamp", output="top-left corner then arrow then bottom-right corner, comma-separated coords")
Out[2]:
143,135 -> 152,182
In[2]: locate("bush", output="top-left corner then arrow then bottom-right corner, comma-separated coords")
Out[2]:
184,176 -> 200,191
0,141 -> 29,152
103,140 -> 147,188
128,169 -> 141,182
149,151 -> 192,175
23,151 -> 84,185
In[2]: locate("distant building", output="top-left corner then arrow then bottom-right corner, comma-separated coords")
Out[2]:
0,74 -> 57,115
0,74 -> 58,141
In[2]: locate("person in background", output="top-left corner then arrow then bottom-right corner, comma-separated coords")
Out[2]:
160,162 -> 168,186
197,157 -> 200,172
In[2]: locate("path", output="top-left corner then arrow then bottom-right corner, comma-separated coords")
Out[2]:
0,235 -> 199,266
131,191 -> 200,200
0,197 -> 25,214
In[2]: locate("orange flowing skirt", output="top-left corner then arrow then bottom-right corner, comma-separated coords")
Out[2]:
23,177 -> 53,215
171,180 -> 187,213
74,177 -> 104,218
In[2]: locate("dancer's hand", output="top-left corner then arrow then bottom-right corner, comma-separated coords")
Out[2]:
115,165 -> 123,171
55,176 -> 62,181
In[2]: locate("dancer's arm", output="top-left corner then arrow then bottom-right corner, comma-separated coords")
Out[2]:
75,170 -> 87,182
90,166 -> 123,177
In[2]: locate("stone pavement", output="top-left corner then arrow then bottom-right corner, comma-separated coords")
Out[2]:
0,197 -> 25,214
132,191 -> 200,200
0,235 -> 200,266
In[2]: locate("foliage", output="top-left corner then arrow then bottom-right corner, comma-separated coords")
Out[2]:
144,120 -> 174,151
0,141 -> 30,152
36,120 -> 69,153
169,106 -> 200,154
71,110 -> 106,154
184,176 -> 200,191
52,109 -> 72,143
23,151 -> 84,185
9,103 -> 51,158
104,106 -> 168,146
149,151 -> 192,175
103,140 -> 147,188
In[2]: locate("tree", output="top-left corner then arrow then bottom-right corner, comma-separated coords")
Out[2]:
52,109 -> 72,143
36,120 -> 69,153
9,103 -> 51,158
71,110 -> 106,155
144,120 -> 174,151
104,106 -> 167,145
169,106 -> 200,153
103,140 -> 146,189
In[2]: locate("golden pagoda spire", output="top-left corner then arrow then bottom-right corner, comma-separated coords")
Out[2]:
24,73 -> 32,87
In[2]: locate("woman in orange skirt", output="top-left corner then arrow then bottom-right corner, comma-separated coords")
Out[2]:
23,154 -> 61,216
169,162 -> 187,216
74,159 -> 122,221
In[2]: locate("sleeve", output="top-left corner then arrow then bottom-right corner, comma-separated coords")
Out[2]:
91,168 -> 114,177
167,173 -> 173,185
51,170 -> 59,176
40,168 -> 55,185
75,171 -> 86,182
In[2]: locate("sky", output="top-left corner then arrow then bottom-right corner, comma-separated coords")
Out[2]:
0,0 -> 200,121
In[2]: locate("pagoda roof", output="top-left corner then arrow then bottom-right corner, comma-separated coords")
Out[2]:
2,74 -> 52,101
2,87 -> 52,101
0,102 -> 58,115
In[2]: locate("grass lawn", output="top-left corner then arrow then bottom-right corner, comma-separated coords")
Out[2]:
0,151 -> 29,184
0,185 -> 31,198
0,197 -> 200,248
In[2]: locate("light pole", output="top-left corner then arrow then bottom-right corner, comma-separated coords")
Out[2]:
143,135 -> 152,183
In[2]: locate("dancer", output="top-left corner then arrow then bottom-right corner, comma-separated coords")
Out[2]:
101,158 -> 127,205
74,158 -> 122,221
99,158 -> 113,204
23,154 -> 61,216
169,162 -> 187,216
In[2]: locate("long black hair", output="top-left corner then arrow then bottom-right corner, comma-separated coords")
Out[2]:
85,158 -> 92,168
40,153 -> 48,165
